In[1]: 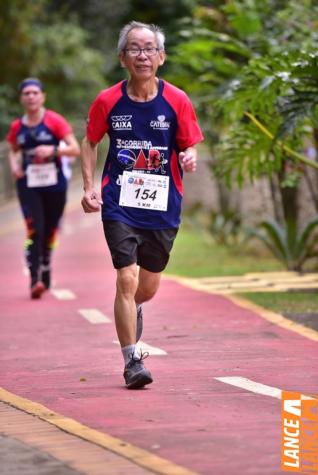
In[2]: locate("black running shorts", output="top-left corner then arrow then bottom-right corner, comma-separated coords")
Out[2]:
103,220 -> 178,273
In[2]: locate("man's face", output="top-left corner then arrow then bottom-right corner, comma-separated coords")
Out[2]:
20,86 -> 45,112
119,27 -> 165,80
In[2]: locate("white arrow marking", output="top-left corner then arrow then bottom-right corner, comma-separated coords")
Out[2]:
215,377 -> 282,399
51,289 -> 76,300
215,376 -> 316,402
78,309 -> 111,324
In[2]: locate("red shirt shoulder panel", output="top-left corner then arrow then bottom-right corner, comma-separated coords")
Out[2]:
6,119 -> 22,147
162,80 -> 189,106
162,80 -> 204,150
86,81 -> 124,144
43,110 -> 72,140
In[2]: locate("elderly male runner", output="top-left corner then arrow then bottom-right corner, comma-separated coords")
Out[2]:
81,21 -> 203,389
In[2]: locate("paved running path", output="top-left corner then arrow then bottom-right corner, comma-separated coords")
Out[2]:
0,186 -> 317,475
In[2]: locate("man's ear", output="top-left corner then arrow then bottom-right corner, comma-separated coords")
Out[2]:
159,50 -> 166,66
119,52 -> 126,68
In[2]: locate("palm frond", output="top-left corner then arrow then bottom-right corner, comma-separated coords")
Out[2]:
295,217 -> 318,258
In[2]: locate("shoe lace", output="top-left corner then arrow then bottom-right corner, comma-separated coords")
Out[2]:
128,350 -> 149,364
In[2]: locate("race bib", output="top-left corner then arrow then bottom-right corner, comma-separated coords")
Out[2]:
27,163 -> 58,188
119,171 -> 169,211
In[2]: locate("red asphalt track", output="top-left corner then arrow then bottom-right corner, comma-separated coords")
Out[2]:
1,202 -> 318,475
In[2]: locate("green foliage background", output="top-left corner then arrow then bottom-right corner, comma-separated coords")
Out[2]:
0,0 -> 194,137
166,0 -> 318,183
1,0 -> 318,270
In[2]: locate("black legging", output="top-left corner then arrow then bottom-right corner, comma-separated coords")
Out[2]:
17,185 -> 66,286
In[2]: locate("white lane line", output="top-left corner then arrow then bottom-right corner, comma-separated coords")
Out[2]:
137,341 -> 167,355
51,289 -> 76,300
113,340 -> 167,356
62,219 -> 96,236
79,218 -> 95,229
62,223 -> 75,236
215,377 -> 282,399
78,309 -> 111,324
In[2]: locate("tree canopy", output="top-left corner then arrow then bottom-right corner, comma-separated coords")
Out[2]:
0,0 -> 195,136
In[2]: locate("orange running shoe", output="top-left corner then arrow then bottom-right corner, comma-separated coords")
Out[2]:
31,281 -> 46,299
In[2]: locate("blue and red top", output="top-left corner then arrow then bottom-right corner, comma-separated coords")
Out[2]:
7,109 -> 72,192
87,79 -> 203,229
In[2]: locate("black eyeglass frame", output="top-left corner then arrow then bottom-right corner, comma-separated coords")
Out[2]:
123,47 -> 160,57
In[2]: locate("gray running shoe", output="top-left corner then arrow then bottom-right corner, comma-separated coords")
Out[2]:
123,352 -> 153,389
136,304 -> 143,342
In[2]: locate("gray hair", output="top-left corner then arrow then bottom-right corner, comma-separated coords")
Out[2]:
117,21 -> 165,53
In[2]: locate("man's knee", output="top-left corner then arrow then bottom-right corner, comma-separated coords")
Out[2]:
136,270 -> 161,302
138,286 -> 157,302
116,266 -> 138,296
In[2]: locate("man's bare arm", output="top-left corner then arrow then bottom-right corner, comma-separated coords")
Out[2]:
81,137 -> 103,213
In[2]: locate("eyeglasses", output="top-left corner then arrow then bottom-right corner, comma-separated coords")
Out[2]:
124,47 -> 160,57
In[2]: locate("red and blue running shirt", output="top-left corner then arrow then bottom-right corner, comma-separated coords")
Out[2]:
7,110 -> 72,192
87,79 -> 204,229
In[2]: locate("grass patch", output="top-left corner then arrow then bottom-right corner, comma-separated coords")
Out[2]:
166,225 -> 317,321
239,292 -> 318,314
166,224 -> 283,277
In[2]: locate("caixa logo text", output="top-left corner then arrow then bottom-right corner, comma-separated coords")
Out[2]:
111,115 -> 132,130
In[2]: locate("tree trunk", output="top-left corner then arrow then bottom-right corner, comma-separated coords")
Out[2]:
277,167 -> 299,224
269,175 -> 284,224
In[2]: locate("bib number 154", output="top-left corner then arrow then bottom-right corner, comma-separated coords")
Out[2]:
119,171 -> 169,211
135,188 -> 157,201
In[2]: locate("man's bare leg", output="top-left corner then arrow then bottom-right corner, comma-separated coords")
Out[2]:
135,268 -> 161,342
114,264 -> 138,347
135,267 -> 161,304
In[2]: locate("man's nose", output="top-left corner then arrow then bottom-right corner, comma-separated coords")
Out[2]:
137,49 -> 148,58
